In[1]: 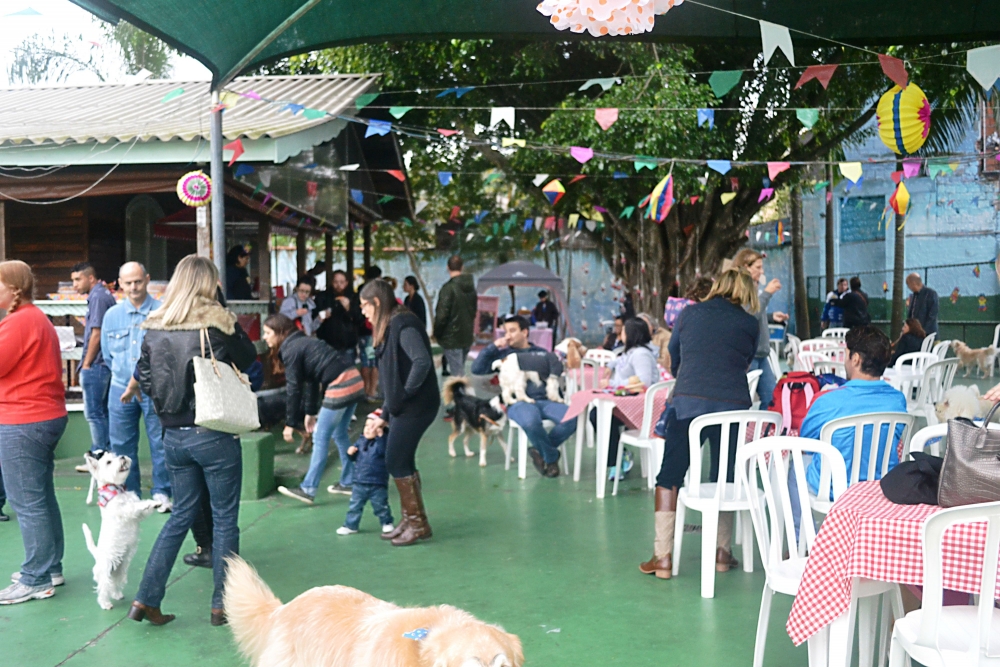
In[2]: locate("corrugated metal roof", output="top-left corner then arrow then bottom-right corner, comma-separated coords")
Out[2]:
0,74 -> 379,146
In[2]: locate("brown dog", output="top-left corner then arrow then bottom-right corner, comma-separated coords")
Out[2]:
951,341 -> 997,378
224,555 -> 524,667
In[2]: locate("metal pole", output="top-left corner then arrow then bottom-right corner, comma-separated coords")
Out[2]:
210,90 -> 227,294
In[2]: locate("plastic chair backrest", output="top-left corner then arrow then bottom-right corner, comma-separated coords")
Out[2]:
584,348 -> 616,367
801,338 -> 841,352
816,412 -> 915,498
894,351 -> 938,374
994,323 -> 1000,350
686,410 -> 782,506
747,369 -> 763,401
917,501 -> 1000,662
911,358 -> 960,411
920,331 -> 938,353
578,359 -> 601,391
737,436 -> 847,572
814,360 -> 846,377
933,340 -> 951,360
639,380 -> 674,438
822,327 -> 849,340
908,423 -> 948,458
785,334 -> 802,369
798,351 -> 834,372
767,348 -> 781,380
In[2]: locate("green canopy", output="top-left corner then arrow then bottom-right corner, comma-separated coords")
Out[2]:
71,0 -> 1000,86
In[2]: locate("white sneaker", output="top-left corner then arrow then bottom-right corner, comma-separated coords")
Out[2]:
0,581 -> 55,605
11,572 -> 64,587
152,493 -> 173,513
336,526 -> 358,535
381,524 -> 395,534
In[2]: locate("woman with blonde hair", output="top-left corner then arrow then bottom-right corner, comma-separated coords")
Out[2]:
130,255 -> 256,626
359,279 -> 438,546
0,260 -> 69,605
639,268 -> 760,580
731,248 -> 788,407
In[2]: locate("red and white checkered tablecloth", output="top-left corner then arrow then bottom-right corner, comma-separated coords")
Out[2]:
786,480 -> 997,646
562,388 -> 669,438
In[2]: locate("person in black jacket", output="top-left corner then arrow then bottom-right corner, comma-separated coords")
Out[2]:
402,275 -> 427,329
337,409 -> 394,535
315,270 -> 363,354
890,318 -> 927,365
359,279 -> 439,546
225,245 -> 253,300
827,276 -> 871,328
130,255 -> 257,627
264,314 -> 359,503
640,268 -> 760,581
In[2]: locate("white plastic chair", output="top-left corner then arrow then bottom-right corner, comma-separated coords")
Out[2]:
739,436 -> 903,667
822,327 -> 850,340
613,380 -> 674,495
583,348 -> 616,367
768,348 -> 782,382
785,334 -> 802,370
933,340 -> 952,361
509,419 -> 570,479
910,422 -> 1000,460
888,500 -> 1000,667
892,351 -> 939,404
802,338 -> 843,352
920,331 -> 938,353
814,360 -> 846,377
909,358 -> 960,425
811,412 -> 916,514
748,369 -> 763,408
673,410 -> 783,598
799,351 -> 837,373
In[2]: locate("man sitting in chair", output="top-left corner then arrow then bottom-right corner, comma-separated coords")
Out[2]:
471,315 -> 575,478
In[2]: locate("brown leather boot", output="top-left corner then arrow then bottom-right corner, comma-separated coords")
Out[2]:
716,548 -> 740,572
391,474 -> 432,546
381,471 -> 422,540
127,601 -> 175,625
639,486 -> 677,579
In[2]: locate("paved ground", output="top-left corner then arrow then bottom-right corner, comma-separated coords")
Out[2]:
3,394 -> 823,667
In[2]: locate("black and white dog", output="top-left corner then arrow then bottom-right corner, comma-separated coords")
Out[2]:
442,377 -> 508,467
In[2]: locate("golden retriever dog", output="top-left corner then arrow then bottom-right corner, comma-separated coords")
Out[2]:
224,555 -> 523,667
950,341 -> 997,378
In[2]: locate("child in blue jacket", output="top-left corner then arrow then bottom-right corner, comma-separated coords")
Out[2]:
337,410 -> 394,535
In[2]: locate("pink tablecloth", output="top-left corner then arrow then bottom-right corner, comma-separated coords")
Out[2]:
786,481 -> 997,646
562,388 -> 669,438
496,327 -> 552,350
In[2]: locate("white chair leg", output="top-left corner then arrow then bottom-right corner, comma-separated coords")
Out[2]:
879,586 -> 905,667
753,584 -> 774,667
649,441 -> 663,491
585,408 -> 595,449
573,414 -> 585,482
741,510 -> 754,573
506,423 -> 516,472
735,511 -> 742,546
806,626 -> 830,667
827,602 -> 858,667
639,448 -> 648,479
612,441 -> 624,496
672,500 -> 686,577
517,428 -> 528,480
858,595 -> 876,667
700,508 -> 719,599
559,444 -> 569,475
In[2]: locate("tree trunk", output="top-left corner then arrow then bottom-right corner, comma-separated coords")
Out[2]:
890,160 -> 906,338
825,161 -> 835,295
791,187 -> 811,337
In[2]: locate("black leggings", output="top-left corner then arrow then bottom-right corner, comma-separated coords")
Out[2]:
385,409 -> 437,478
589,411 -> 625,466
655,407 -> 739,489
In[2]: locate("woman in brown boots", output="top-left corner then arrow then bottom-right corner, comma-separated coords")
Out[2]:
640,268 -> 760,579
359,279 -> 439,546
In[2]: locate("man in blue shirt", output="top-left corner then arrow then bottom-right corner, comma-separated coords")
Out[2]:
471,315 -> 575,478
102,262 -> 171,510
72,262 -> 117,470
801,324 -> 908,492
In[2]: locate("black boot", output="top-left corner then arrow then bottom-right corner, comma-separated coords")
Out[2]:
183,546 -> 212,568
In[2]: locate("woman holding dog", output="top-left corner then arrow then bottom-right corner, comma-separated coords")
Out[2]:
0,260 -> 69,606
359,279 -> 439,546
131,255 -> 257,626
265,313 -> 362,503
640,268 -> 759,580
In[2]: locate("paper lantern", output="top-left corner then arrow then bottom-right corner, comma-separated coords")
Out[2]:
537,0 -> 684,37
646,175 -> 674,223
542,179 -> 565,206
876,84 -> 931,155
889,181 -> 910,215
176,171 -> 212,207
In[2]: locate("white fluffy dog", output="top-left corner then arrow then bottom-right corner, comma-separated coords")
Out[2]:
82,450 -> 161,610
224,555 -> 523,667
951,341 -> 997,378
492,354 -> 562,405
935,385 -> 999,423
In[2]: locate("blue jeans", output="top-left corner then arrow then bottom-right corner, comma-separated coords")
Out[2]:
344,483 -> 393,530
136,427 -> 241,610
507,400 -> 576,464
80,364 -> 112,452
0,417 -> 68,587
749,356 -> 777,409
302,403 -> 358,495
108,383 -> 170,498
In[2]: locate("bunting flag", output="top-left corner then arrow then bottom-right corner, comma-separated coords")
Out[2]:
365,120 -> 392,137
760,21 -> 795,66
501,137 -> 526,148
891,170 -> 903,184
282,103 -> 305,115
570,146 -> 594,163
813,180 -> 829,192
595,108 -> 618,130
709,70 -> 743,98
223,138 -> 244,166
634,158 -> 658,171
415,200 -> 429,215
542,179 -> 565,205
241,90 -> 261,100
613,171 -> 628,179
839,162 -> 863,183
579,77 -> 619,91
161,88 -> 184,103
355,93 -> 379,109
967,45 -> 1000,90
490,107 -> 515,129
902,159 -> 921,178
796,108 -> 820,129
620,205 -> 635,218
387,170 -> 406,182
437,128 -> 460,136
350,189 -> 364,204
389,106 -> 413,119
233,164 -> 254,178
484,172 -> 503,184
879,54 -> 908,88
647,175 -> 674,223
306,181 -> 318,197
437,87 -> 475,98
568,213 -> 580,228
303,108 -> 326,120
758,188 -> 774,203
378,195 -> 394,204
697,108 -> 715,129
438,171 -> 452,186
767,161 -> 791,180
720,192 -> 737,204
251,183 -> 264,197
569,174 -> 587,184
794,64 -> 838,90
928,162 -> 955,178
890,181 -> 910,215
707,160 -> 732,175
339,163 -> 360,171
532,173 -> 550,187
524,218 -> 533,232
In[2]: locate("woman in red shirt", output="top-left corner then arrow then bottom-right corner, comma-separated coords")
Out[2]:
0,260 -> 68,606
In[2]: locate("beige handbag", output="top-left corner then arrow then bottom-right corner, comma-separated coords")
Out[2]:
193,328 -> 260,434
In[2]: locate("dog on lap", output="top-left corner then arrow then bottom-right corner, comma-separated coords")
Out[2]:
471,315 -> 575,478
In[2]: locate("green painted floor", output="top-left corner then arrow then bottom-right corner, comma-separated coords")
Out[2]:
1,406 -> 810,667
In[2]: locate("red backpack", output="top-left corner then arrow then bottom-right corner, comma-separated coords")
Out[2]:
767,372 -> 821,436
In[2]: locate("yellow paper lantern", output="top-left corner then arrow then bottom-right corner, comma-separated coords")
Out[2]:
876,84 -> 931,155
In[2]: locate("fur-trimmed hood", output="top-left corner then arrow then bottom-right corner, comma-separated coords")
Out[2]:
141,297 -> 236,334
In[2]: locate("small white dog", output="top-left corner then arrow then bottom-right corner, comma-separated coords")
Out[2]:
951,341 -> 997,378
82,450 -> 161,610
492,354 -> 562,405
935,385 -> 999,423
